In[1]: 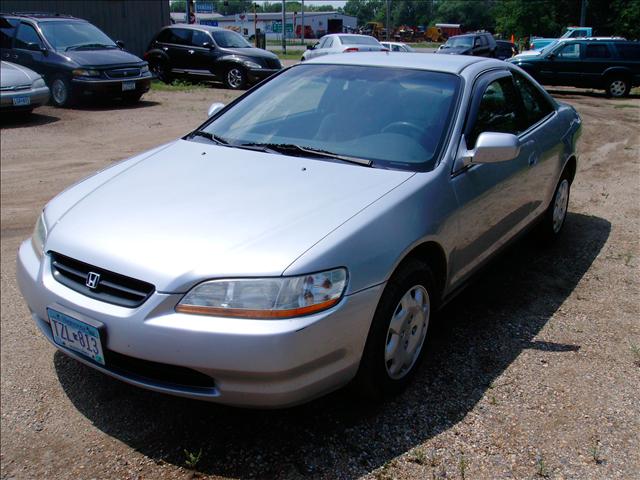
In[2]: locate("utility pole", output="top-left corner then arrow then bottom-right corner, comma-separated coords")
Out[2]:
282,0 -> 286,54
386,0 -> 390,41
579,0 -> 588,27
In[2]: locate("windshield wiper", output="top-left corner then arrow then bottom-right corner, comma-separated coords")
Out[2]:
66,43 -> 116,51
239,143 -> 372,167
190,131 -> 230,145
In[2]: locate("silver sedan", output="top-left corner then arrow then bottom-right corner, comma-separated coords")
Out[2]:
301,33 -> 387,61
17,53 -> 581,407
0,61 -> 49,112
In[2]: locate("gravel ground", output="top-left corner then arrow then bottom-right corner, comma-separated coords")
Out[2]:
1,84 -> 639,480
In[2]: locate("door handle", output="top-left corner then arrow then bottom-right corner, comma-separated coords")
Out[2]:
188,49 -> 194,54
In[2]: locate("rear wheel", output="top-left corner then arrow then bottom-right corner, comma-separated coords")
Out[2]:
50,75 -> 75,107
149,58 -> 173,84
605,76 -> 630,98
538,171 -> 571,242
224,65 -> 247,90
352,258 -> 435,400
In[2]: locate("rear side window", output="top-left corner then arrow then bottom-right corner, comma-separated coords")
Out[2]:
513,72 -> 554,128
469,77 -> 521,147
14,23 -> 43,50
585,43 -> 610,58
161,28 -> 191,45
325,37 -> 334,48
0,17 -> 19,49
614,43 -> 640,60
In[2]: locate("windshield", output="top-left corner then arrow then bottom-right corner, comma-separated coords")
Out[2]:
197,64 -> 460,171
339,35 -> 380,46
541,40 -> 559,53
443,36 -> 473,48
39,21 -> 116,50
212,30 -> 251,48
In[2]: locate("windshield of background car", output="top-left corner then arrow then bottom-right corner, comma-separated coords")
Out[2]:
39,21 -> 116,50
212,30 -> 251,48
339,35 -> 380,46
444,36 -> 472,48
199,64 -> 461,171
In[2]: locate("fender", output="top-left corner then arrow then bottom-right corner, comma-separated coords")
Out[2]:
212,55 -> 254,77
602,66 -> 632,80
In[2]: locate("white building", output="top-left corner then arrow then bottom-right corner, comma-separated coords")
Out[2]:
171,11 -> 357,39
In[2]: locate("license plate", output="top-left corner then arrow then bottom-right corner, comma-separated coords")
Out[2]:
12,96 -> 30,106
47,308 -> 105,365
122,81 -> 136,91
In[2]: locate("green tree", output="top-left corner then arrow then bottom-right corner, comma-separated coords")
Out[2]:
434,0 -> 496,32
344,0 -> 385,25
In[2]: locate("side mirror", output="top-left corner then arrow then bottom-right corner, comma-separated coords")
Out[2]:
116,40 -> 125,49
207,102 -> 225,117
547,52 -> 555,59
27,42 -> 45,53
467,132 -> 520,164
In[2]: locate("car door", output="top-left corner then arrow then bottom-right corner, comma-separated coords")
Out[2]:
12,22 -> 46,73
188,29 -> 214,73
161,27 -> 193,70
449,71 -> 537,285
551,41 -> 583,86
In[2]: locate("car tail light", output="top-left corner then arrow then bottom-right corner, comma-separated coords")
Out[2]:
344,47 -> 359,53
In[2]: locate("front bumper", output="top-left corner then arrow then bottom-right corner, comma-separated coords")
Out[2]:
17,240 -> 383,407
247,68 -> 281,84
71,74 -> 152,97
0,86 -> 50,109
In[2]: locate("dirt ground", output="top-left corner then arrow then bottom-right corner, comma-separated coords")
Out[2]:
1,84 -> 639,480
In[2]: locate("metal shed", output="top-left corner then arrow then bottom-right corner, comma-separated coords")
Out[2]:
0,0 -> 170,57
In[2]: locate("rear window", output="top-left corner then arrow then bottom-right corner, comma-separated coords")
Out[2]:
613,43 -> 640,60
0,17 -> 18,49
585,44 -> 611,58
339,35 -> 379,46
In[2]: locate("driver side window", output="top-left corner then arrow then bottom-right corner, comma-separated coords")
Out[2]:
556,43 -> 580,59
468,77 -> 521,148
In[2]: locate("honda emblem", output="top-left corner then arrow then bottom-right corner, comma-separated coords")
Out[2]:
86,272 -> 101,289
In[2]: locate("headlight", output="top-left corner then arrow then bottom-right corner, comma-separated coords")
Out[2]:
140,64 -> 149,74
32,77 -> 46,88
31,212 -> 47,259
242,61 -> 262,69
72,68 -> 100,77
176,268 -> 347,318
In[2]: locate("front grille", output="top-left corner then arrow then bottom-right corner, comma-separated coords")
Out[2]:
105,67 -> 141,79
0,84 -> 30,91
49,252 -> 155,308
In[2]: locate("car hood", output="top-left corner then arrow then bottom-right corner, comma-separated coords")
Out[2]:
220,46 -> 279,60
436,47 -> 471,55
62,48 -> 144,67
0,61 -> 39,87
512,49 -> 543,58
46,140 -> 413,292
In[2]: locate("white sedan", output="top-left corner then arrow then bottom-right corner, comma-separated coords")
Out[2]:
301,34 -> 387,61
0,61 -> 49,112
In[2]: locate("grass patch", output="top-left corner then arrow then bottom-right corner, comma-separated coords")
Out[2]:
151,79 -> 206,92
275,51 -> 305,61
407,41 -> 442,49
613,103 -> 639,109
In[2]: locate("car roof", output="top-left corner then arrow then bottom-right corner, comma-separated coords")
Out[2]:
0,12 -> 82,22
305,51 -> 500,75
167,23 -> 245,33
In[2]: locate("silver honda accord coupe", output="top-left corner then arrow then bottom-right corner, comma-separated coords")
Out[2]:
17,53 -> 581,408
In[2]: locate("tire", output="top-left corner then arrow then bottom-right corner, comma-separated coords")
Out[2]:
538,170 -> 571,243
605,76 -> 630,98
50,75 -> 75,107
122,92 -> 143,104
149,58 -> 173,84
224,65 -> 247,90
351,258 -> 435,400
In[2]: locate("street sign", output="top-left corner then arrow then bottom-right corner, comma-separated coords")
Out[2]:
272,21 -> 293,33
195,2 -> 214,13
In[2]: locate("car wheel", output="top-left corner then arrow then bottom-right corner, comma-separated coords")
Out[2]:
352,258 -> 435,400
149,58 -> 173,84
606,77 -> 630,98
122,92 -> 143,104
224,65 -> 247,90
50,75 -> 75,107
539,171 -> 571,242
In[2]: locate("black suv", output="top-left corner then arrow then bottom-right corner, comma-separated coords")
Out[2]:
509,39 -> 640,97
435,32 -> 497,57
145,25 -> 282,90
0,13 -> 151,107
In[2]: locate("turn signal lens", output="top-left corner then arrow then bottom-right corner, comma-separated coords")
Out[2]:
176,268 -> 347,319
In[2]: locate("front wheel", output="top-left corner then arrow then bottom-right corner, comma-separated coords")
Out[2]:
50,75 -> 75,107
224,65 -> 247,90
352,258 -> 434,400
605,77 -> 630,98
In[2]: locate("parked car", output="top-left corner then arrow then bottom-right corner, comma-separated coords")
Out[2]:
495,40 -> 519,60
0,13 -> 152,107
0,60 -> 49,112
509,38 -> 640,97
145,25 -> 282,90
301,34 -> 387,61
435,32 -> 497,57
17,53 -> 581,408
380,41 -> 415,53
530,26 -> 592,51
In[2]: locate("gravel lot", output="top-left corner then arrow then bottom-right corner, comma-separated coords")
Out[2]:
1,83 -> 639,480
